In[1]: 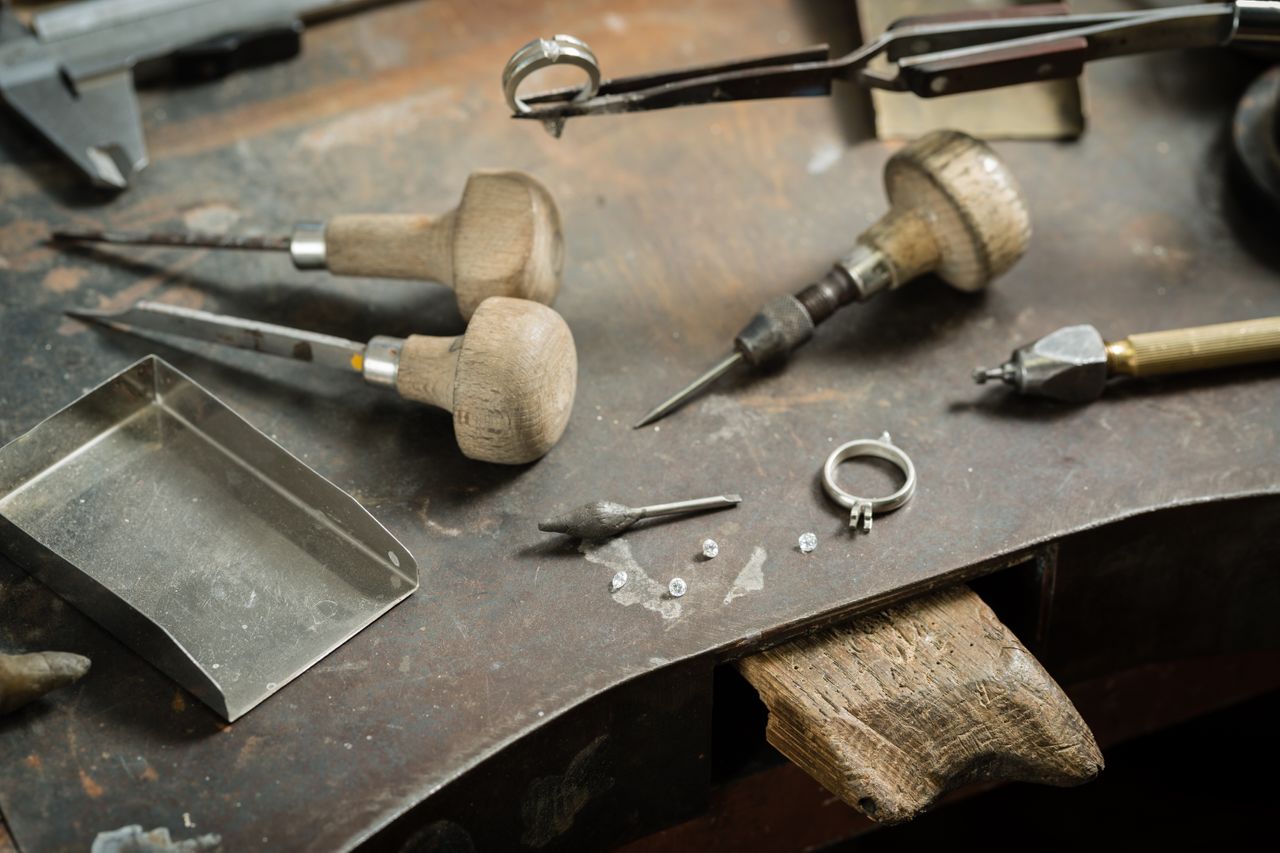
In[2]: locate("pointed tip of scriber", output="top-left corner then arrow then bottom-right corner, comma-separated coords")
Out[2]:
634,351 -> 744,429
632,409 -> 664,430
972,364 -> 1010,385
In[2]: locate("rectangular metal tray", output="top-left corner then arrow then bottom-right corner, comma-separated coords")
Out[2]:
0,355 -> 418,721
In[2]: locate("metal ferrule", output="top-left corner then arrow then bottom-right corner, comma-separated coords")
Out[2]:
1234,1 -> 1280,43
362,336 -> 403,388
289,222 -> 327,270
837,243 -> 895,298
734,295 -> 815,367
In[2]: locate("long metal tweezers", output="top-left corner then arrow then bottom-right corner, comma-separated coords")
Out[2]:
513,3 -> 1254,122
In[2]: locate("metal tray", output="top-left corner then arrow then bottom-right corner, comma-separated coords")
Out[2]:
0,355 -> 418,721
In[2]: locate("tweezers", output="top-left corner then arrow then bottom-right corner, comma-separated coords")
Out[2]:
511,2 -> 1278,124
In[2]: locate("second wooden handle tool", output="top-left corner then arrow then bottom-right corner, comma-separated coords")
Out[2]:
66,296 -> 577,465
53,170 -> 564,320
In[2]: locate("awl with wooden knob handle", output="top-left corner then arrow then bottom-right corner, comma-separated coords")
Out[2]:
635,129 -> 1031,427
52,170 -> 564,321
973,316 -> 1280,401
66,296 -> 577,464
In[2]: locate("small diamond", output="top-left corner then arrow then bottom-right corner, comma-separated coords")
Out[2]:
610,570 -> 628,592
668,577 -> 687,598
701,539 -> 719,559
798,532 -> 817,553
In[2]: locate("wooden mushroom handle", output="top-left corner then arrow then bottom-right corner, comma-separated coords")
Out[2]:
395,334 -> 462,410
325,213 -> 455,283
736,584 -> 1101,824
860,129 -> 1031,291
321,171 -> 564,321
391,297 -> 577,465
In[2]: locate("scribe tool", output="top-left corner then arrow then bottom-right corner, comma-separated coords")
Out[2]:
539,495 -> 741,540
636,129 -> 1030,428
509,2 -> 1280,133
973,317 -> 1280,402
53,171 -> 563,321
66,297 -> 577,464
0,651 -> 91,714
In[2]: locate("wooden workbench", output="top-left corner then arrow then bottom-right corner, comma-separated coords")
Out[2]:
1,1 -> 1278,849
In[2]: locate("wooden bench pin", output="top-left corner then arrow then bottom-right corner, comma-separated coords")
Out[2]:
52,170 -> 564,320
67,296 -> 578,465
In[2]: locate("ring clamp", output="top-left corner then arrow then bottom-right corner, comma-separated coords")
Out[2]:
502,34 -> 601,115
821,432 -> 917,533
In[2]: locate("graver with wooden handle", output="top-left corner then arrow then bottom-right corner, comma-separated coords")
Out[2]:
53,170 -> 565,321
974,316 -> 1280,401
68,296 -> 578,465
737,584 -> 1102,823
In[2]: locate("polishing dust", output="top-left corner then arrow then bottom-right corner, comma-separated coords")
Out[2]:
723,547 -> 767,605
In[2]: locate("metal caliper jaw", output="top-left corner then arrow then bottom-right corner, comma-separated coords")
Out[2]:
0,8 -> 147,190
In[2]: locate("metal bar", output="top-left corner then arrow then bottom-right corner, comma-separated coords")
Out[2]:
53,227 -> 291,252
638,495 -> 743,519
66,301 -> 367,373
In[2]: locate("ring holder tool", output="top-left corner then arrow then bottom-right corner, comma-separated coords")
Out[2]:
822,432 -> 917,532
503,34 -> 601,120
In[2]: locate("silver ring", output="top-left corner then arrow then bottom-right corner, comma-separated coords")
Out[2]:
822,432 -> 916,533
502,34 -> 601,115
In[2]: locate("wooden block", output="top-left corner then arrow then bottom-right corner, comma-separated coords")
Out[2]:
736,584 -> 1102,823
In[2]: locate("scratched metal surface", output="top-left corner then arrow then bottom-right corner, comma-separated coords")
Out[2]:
0,0 -> 1277,849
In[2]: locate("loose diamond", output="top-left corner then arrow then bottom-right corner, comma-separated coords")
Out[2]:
701,539 -> 719,559
798,532 -> 817,553
610,570 -> 628,592
668,577 -> 687,598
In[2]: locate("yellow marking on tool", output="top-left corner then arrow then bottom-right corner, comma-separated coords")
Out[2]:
351,353 -> 364,372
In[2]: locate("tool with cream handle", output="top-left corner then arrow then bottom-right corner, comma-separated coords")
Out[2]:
53,170 -> 564,320
66,297 -> 577,464
636,129 -> 1031,428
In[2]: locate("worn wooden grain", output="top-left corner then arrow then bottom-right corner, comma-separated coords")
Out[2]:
737,584 -> 1102,823
325,171 -> 563,319
0,651 -> 90,714
396,296 -> 577,464
865,130 -> 1030,290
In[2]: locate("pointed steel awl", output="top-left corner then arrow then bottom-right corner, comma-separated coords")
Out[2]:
538,495 -> 741,539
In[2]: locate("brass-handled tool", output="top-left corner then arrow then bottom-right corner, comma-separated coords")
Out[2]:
635,129 -> 1031,428
67,297 -> 578,465
539,495 -> 742,539
973,316 -> 1280,401
52,170 -> 564,320
0,651 -> 90,714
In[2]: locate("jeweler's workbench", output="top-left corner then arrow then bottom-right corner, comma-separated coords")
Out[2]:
1,1 -> 1279,850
